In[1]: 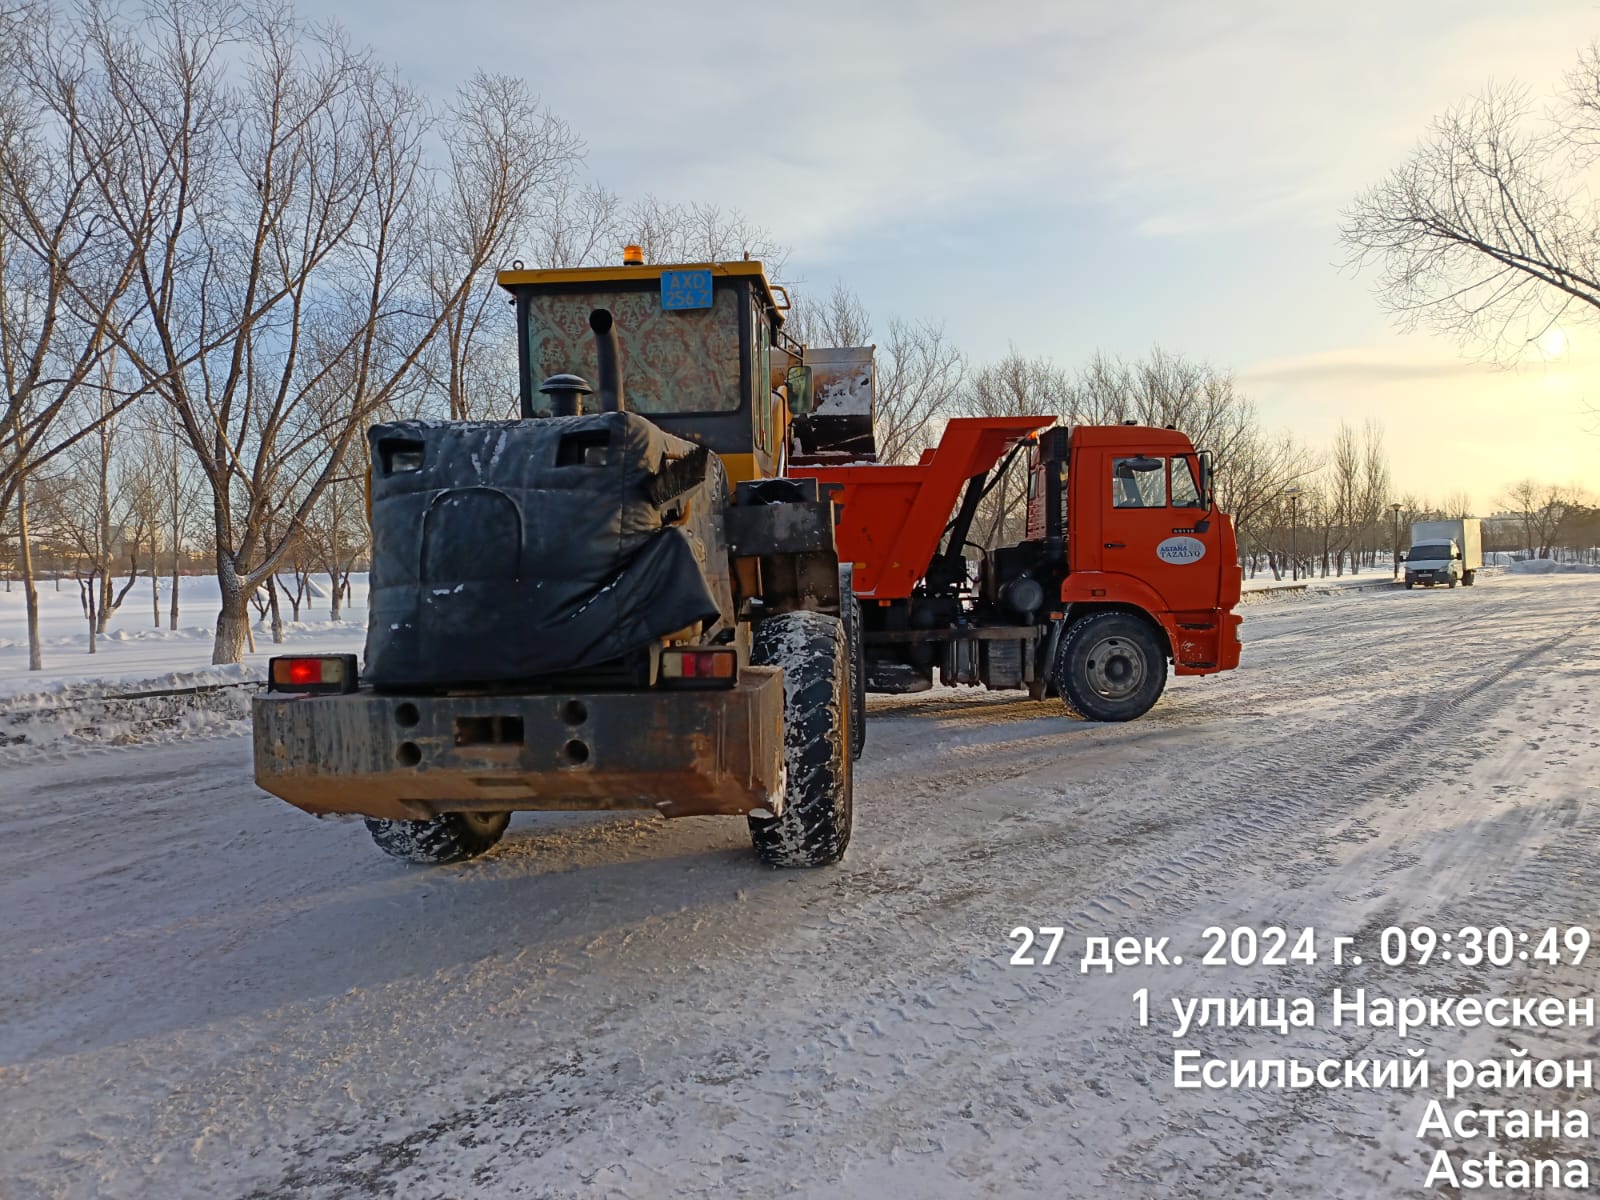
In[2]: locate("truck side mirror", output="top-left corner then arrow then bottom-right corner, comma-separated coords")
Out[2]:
786,365 -> 814,416
1397,552 -> 1407,562
1198,449 -> 1215,508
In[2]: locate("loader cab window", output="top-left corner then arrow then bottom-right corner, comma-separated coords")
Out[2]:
523,285 -> 743,414
753,305 -> 771,453
1112,456 -> 1167,507
1170,457 -> 1202,507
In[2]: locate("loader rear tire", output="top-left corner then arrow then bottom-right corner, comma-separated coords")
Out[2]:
364,811 -> 510,864
749,610 -> 852,867
1054,611 -> 1167,722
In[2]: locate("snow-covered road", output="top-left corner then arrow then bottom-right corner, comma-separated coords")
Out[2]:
3,574 -> 1598,1199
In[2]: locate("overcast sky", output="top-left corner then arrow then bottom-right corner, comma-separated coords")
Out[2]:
335,0 -> 1599,511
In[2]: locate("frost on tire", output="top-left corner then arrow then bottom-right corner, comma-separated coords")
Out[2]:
749,609 -> 853,867
365,811 -> 511,864
1054,610 -> 1168,722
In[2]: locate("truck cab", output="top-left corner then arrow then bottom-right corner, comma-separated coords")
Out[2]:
1403,540 -> 1463,588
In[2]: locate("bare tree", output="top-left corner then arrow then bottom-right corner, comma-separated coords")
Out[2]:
426,74 -> 581,420
1498,479 -> 1582,556
49,1 -> 579,663
530,178 -> 623,269
1343,50 -> 1600,358
0,1 -> 154,669
623,194 -> 787,273
956,349 -> 1069,547
787,283 -> 873,349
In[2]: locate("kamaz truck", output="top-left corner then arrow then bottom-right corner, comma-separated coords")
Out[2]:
794,418 -> 1243,721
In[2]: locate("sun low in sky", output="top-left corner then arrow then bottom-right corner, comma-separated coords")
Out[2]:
336,0 -> 1598,511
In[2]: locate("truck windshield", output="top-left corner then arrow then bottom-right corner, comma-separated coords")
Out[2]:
523,286 -> 742,414
1408,542 -> 1455,560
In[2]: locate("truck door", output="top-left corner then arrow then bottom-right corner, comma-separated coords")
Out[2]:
1100,453 -> 1221,612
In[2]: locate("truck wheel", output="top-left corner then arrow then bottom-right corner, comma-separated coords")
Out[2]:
1405,580 -> 1415,590
1463,570 -> 1475,586
749,610 -> 852,867
364,811 -> 511,864
1054,611 -> 1167,722
1448,576 -> 1457,589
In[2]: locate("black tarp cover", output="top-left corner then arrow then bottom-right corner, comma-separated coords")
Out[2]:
363,412 -> 731,688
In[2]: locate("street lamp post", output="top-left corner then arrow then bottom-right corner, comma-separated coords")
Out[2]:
1285,486 -> 1303,581
1390,502 -> 1403,580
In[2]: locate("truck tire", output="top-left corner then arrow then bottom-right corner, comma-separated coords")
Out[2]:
749,610 -> 852,867
1054,611 -> 1167,722
1448,575 -> 1457,589
1405,580 -> 1415,590
364,811 -> 511,864
1463,570 -> 1476,586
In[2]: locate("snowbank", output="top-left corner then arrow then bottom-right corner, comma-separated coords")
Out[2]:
1508,557 -> 1600,574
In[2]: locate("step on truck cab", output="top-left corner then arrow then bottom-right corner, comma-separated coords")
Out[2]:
253,256 -> 860,868
793,418 -> 1243,721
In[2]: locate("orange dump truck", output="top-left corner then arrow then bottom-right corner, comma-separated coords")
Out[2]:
791,416 -> 1242,720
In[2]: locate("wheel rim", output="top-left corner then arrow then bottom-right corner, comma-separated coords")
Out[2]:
460,811 -> 502,832
1083,635 -> 1146,700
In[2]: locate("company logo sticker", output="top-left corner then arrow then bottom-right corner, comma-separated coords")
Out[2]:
1157,535 -> 1206,565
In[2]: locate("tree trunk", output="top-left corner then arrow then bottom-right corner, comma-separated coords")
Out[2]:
96,403 -> 114,635
18,481 -> 43,671
213,553 -> 250,664
329,567 -> 343,621
152,568 -> 160,628
267,575 -> 285,644
169,431 -> 181,630
82,574 -> 99,654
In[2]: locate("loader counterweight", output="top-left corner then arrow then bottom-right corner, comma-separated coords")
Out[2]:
254,668 -> 786,822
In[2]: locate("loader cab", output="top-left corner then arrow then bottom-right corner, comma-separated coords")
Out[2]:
496,259 -> 794,484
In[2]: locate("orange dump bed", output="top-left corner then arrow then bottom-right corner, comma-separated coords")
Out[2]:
790,416 -> 1052,599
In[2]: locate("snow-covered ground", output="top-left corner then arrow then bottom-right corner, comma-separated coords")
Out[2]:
0,573 -> 369,699
3,572 -> 1599,1198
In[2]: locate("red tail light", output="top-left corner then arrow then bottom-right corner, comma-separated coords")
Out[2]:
267,654 -> 359,694
659,647 -> 738,688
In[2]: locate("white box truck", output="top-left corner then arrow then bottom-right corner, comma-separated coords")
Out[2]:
1404,518 -> 1483,589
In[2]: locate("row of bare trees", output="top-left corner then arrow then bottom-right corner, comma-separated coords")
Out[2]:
0,0 -> 783,670
787,283 -> 1382,569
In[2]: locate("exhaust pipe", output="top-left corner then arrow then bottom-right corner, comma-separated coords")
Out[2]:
589,309 -> 625,413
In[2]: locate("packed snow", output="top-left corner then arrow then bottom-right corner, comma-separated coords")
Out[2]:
2,571 -> 1598,1199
